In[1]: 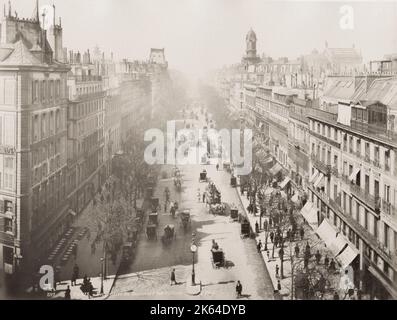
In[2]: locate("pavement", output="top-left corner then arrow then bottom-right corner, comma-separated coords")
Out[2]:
235,175 -> 344,299
50,275 -> 115,300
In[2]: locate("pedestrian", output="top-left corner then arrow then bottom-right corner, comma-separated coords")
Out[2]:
64,285 -> 71,300
269,231 -> 274,244
294,243 -> 300,257
170,268 -> 177,285
202,192 -> 206,203
263,219 -> 268,231
257,240 -> 262,253
333,291 -> 339,300
315,250 -> 322,265
236,280 -> 242,298
329,259 -> 336,272
255,221 -> 259,234
286,229 -> 291,242
267,250 -> 270,261
305,242 -> 311,256
216,164 -> 219,171
304,257 -> 309,269
277,280 -> 281,291
324,255 -> 329,268
71,264 -> 79,286
275,264 -> 279,278
269,216 -> 273,228
300,226 -> 305,240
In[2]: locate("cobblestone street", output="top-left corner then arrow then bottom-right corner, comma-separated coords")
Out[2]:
110,162 -> 274,299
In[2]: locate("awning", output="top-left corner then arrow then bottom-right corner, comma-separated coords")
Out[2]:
302,204 -> 319,230
336,245 -> 359,269
313,172 -> 324,188
291,193 -> 299,203
348,167 -> 360,182
316,219 -> 349,257
269,163 -> 282,176
309,170 -> 319,183
300,201 -> 313,217
279,177 -> 291,189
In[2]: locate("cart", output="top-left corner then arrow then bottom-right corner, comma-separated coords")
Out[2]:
230,208 -> 238,220
179,210 -> 191,231
161,224 -> 176,245
230,176 -> 237,187
150,197 -> 160,212
199,171 -> 208,182
121,242 -> 134,267
146,224 -> 157,240
148,212 -> 158,225
211,248 -> 225,268
240,220 -> 251,238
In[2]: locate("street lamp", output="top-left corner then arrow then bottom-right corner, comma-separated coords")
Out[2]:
190,243 -> 197,285
100,257 -> 105,295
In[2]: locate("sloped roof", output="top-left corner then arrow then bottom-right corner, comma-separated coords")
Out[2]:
356,78 -> 397,109
323,77 -> 359,100
0,40 -> 42,65
325,47 -> 362,63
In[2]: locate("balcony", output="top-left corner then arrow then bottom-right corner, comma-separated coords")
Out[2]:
372,158 -> 381,169
381,199 -> 397,218
310,130 -> 341,149
74,75 -> 102,83
308,108 -> 338,123
341,175 -> 381,214
310,154 -> 331,176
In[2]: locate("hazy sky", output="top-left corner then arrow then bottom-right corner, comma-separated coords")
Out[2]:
8,0 -> 397,77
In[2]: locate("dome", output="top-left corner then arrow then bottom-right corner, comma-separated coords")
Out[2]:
246,28 -> 257,41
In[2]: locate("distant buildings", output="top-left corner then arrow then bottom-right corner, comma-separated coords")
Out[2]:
215,28 -> 397,299
0,2 -> 168,288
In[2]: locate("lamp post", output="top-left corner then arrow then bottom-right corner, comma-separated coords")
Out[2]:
100,257 -> 104,295
190,244 -> 197,285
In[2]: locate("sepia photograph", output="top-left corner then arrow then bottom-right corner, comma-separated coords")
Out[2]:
0,0 -> 396,306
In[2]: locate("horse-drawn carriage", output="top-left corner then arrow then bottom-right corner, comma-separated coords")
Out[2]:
146,224 -> 157,240
148,212 -> 158,225
179,210 -> 191,231
230,207 -> 238,220
150,197 -> 160,212
209,203 -> 227,215
230,175 -> 237,187
211,248 -> 225,268
199,170 -> 208,182
161,224 -> 176,245
121,242 -> 135,267
240,219 -> 251,238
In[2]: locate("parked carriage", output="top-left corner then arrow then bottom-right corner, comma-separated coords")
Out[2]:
230,208 -> 238,220
230,176 -> 237,187
240,219 -> 251,238
148,212 -> 158,225
199,170 -> 208,182
150,197 -> 160,212
146,224 -> 157,240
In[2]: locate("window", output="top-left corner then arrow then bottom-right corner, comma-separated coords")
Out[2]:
4,157 -> 13,169
3,246 -> 13,264
384,223 -> 389,248
4,173 -> 14,190
374,218 -> 378,239
4,217 -> 13,233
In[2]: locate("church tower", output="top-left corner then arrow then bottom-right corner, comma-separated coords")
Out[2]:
242,28 -> 261,65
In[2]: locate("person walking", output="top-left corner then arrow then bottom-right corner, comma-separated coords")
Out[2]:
236,281 -> 242,298
202,192 -> 206,203
294,243 -> 300,257
255,221 -> 259,234
170,268 -> 177,285
277,280 -> 281,292
315,250 -> 322,265
275,264 -> 279,278
324,255 -> 329,268
64,285 -> 71,300
71,264 -> 79,286
300,226 -> 305,240
216,164 -> 219,171
257,240 -> 262,253
270,231 -> 274,243
263,219 -> 268,231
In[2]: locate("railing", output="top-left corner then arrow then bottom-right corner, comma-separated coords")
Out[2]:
310,130 -> 341,149
341,175 -> 380,213
75,75 -> 102,82
310,154 -> 331,176
289,110 -> 308,124
308,108 -> 338,122
381,199 -> 397,218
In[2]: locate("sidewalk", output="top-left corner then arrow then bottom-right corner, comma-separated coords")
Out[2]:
51,275 -> 115,300
235,177 -> 342,300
